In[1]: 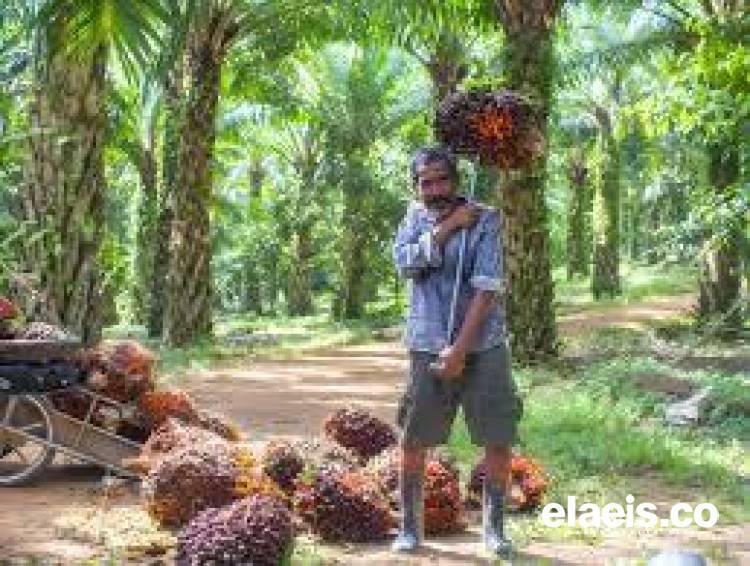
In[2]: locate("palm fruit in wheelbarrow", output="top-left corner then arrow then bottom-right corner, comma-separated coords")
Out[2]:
424,458 -> 465,535
466,453 -> 548,511
294,466 -> 394,542
19,321 -> 73,341
177,493 -> 293,566
435,89 -> 545,170
0,297 -> 21,339
77,340 -> 156,403
261,440 -> 305,495
323,407 -> 397,462
138,390 -> 198,429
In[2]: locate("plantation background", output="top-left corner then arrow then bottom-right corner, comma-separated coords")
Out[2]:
0,0 -> 747,563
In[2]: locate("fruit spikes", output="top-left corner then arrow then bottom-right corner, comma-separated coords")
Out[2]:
435,89 -> 544,170
323,407 -> 396,463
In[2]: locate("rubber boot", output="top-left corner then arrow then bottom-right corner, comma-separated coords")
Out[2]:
483,480 -> 512,558
391,472 -> 423,552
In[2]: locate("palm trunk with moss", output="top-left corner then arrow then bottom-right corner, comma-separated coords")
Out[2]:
566,150 -> 591,279
698,142 -> 743,329
23,38 -> 107,343
496,0 -> 561,361
163,10 -> 238,345
591,110 -> 621,299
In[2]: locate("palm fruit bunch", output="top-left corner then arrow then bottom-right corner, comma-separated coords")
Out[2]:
294,467 -> 394,542
77,340 -> 156,403
19,321 -> 72,341
424,459 -> 465,535
323,407 -> 396,462
292,436 -> 360,475
0,296 -> 21,339
176,493 -> 293,566
435,89 -> 544,170
466,453 -> 548,511
138,390 -> 198,429
126,419 -> 226,474
433,448 -> 461,483
261,440 -> 305,495
233,445 -> 286,502
194,409 -> 243,441
143,440 -> 240,527
365,447 -> 400,507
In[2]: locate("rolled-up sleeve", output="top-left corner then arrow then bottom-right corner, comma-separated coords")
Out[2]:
470,210 -> 504,293
393,205 -> 442,279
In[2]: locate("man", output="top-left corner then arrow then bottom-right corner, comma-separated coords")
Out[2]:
392,146 -> 521,557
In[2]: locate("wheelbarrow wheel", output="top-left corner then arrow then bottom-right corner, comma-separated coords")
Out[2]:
0,395 -> 56,486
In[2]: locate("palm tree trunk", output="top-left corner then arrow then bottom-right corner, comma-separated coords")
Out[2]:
134,130 -> 157,325
287,231 -> 314,315
591,127 -> 621,299
163,10 -> 238,345
566,151 -> 591,279
496,0 -> 561,361
23,42 -> 107,344
698,143 -> 743,329
149,60 -> 183,338
426,31 -> 468,103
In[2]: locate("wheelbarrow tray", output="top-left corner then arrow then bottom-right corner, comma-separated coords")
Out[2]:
0,339 -> 83,363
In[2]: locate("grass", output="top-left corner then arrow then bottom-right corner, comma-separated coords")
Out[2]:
446,349 -> 749,546
554,262 -> 698,311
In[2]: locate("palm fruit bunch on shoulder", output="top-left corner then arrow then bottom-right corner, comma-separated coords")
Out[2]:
143,440 -> 239,527
435,89 -> 544,170
294,466 -> 394,543
292,436 -> 360,475
0,296 -> 21,339
424,459 -> 465,535
77,340 -> 156,403
323,407 -> 396,463
19,321 -> 73,341
177,493 -> 293,566
261,440 -> 305,495
364,446 -> 400,508
466,453 -> 548,512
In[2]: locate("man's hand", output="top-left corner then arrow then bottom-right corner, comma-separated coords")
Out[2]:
433,203 -> 479,246
443,203 -> 479,231
432,345 -> 466,380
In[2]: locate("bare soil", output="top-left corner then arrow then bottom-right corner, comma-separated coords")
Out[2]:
1,295 -> 747,565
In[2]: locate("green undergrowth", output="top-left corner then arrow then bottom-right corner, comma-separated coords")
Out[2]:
446,351 -> 749,547
554,262 -> 698,311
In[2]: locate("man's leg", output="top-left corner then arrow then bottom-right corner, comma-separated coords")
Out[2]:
483,444 -> 512,556
392,445 -> 426,552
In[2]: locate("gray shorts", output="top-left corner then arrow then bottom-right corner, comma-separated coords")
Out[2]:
396,342 -> 522,447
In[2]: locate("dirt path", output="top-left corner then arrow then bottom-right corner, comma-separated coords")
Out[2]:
2,294 -> 747,564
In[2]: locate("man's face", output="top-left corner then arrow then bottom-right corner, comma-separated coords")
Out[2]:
416,161 -> 456,211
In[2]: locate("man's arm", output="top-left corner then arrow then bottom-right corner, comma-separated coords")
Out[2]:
392,205 -> 443,279
436,209 -> 504,379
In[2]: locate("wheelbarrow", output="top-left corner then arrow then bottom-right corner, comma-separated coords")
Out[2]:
0,339 -> 142,486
